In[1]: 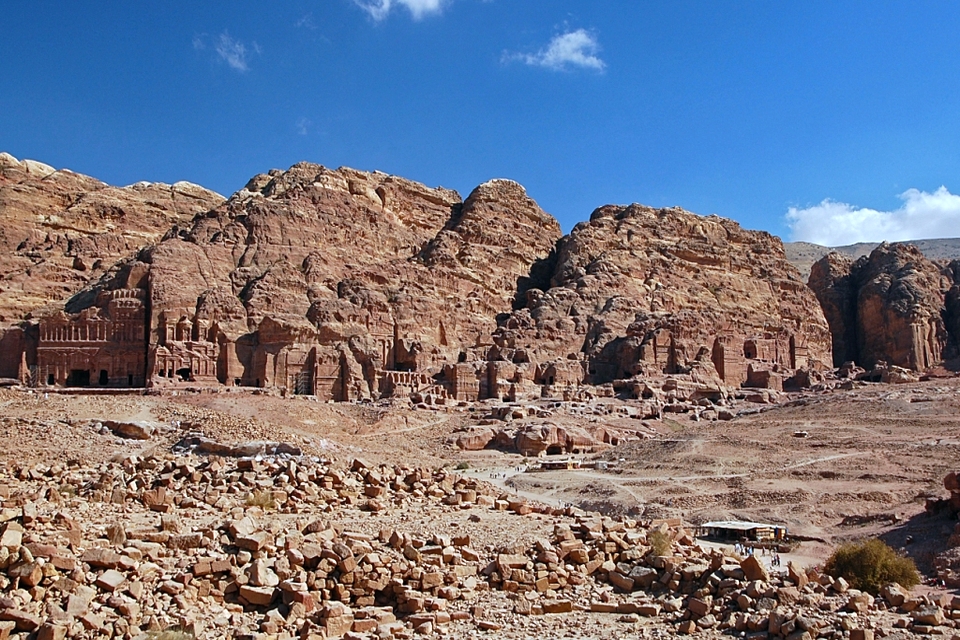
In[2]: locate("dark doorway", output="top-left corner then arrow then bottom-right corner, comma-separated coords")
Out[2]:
294,371 -> 313,395
546,445 -> 564,455
176,367 -> 191,382
99,369 -> 109,386
128,374 -> 134,387
47,374 -> 55,386
66,369 -> 90,387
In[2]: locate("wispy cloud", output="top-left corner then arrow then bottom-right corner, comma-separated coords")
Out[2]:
296,13 -> 317,29
506,29 -> 606,72
296,117 -> 312,136
353,0 -> 448,21
214,31 -> 256,72
786,186 -> 960,246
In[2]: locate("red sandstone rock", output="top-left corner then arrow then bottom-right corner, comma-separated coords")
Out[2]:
8,159 -> 837,400
22,163 -> 561,399
494,203 -> 832,391
0,152 -> 223,378
809,243 -> 954,370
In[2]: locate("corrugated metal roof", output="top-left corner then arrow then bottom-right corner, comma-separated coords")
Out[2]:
700,520 -> 781,531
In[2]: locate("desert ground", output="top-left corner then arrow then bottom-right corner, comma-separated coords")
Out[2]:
2,378 -> 959,639
5,376 -> 959,567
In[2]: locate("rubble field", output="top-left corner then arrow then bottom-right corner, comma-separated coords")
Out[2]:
0,378 -> 959,639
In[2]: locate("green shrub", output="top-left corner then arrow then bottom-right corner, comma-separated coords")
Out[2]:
824,538 -> 919,594
455,461 -> 470,470
648,530 -> 672,557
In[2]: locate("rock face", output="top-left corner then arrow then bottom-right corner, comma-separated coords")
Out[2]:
491,204 -> 832,398
945,260 -> 960,356
26,163 -> 562,397
7,158 -> 833,399
808,253 -> 858,366
0,152 -> 224,379
809,243 -> 957,369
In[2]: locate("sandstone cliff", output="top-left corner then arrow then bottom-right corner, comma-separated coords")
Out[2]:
0,152 -> 224,379
787,237 -> 960,281
808,252 -> 858,366
28,162 -> 561,397
809,243 -> 957,369
0,152 -> 224,327
491,204 -> 832,394
8,158 -> 833,401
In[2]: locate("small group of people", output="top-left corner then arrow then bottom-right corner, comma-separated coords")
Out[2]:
734,542 -> 783,566
486,465 -> 526,479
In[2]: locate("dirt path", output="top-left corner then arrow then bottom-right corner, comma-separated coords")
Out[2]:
357,414 -> 455,438
461,465 -> 565,507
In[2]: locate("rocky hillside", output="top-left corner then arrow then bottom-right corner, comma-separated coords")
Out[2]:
19,162 -> 562,397
0,426 -> 948,640
494,204 -> 832,387
0,157 -> 837,396
0,152 -> 224,328
808,243 -> 960,369
786,239 -> 960,281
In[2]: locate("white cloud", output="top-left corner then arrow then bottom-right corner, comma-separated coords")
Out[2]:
509,29 -> 606,72
296,13 -> 317,29
296,117 -> 312,136
786,186 -> 960,246
215,32 -> 253,72
353,0 -> 448,21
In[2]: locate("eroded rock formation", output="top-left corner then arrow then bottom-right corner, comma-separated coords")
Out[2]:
488,204 -> 832,400
25,163 -> 562,398
809,243 -> 958,369
6,158 -> 833,400
0,152 -> 224,379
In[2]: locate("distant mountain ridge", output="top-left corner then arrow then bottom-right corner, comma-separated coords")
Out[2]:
785,238 -> 960,281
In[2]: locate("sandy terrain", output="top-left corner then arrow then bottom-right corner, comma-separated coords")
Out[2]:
2,376 -> 959,576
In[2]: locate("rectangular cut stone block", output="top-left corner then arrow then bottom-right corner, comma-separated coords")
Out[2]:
95,570 -> 126,592
239,585 -> 277,606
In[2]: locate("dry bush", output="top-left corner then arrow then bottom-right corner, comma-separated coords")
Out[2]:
824,538 -> 919,594
244,489 -> 277,510
144,629 -> 195,640
648,530 -> 672,557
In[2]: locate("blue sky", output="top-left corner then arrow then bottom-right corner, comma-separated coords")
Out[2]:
3,1 -> 960,245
